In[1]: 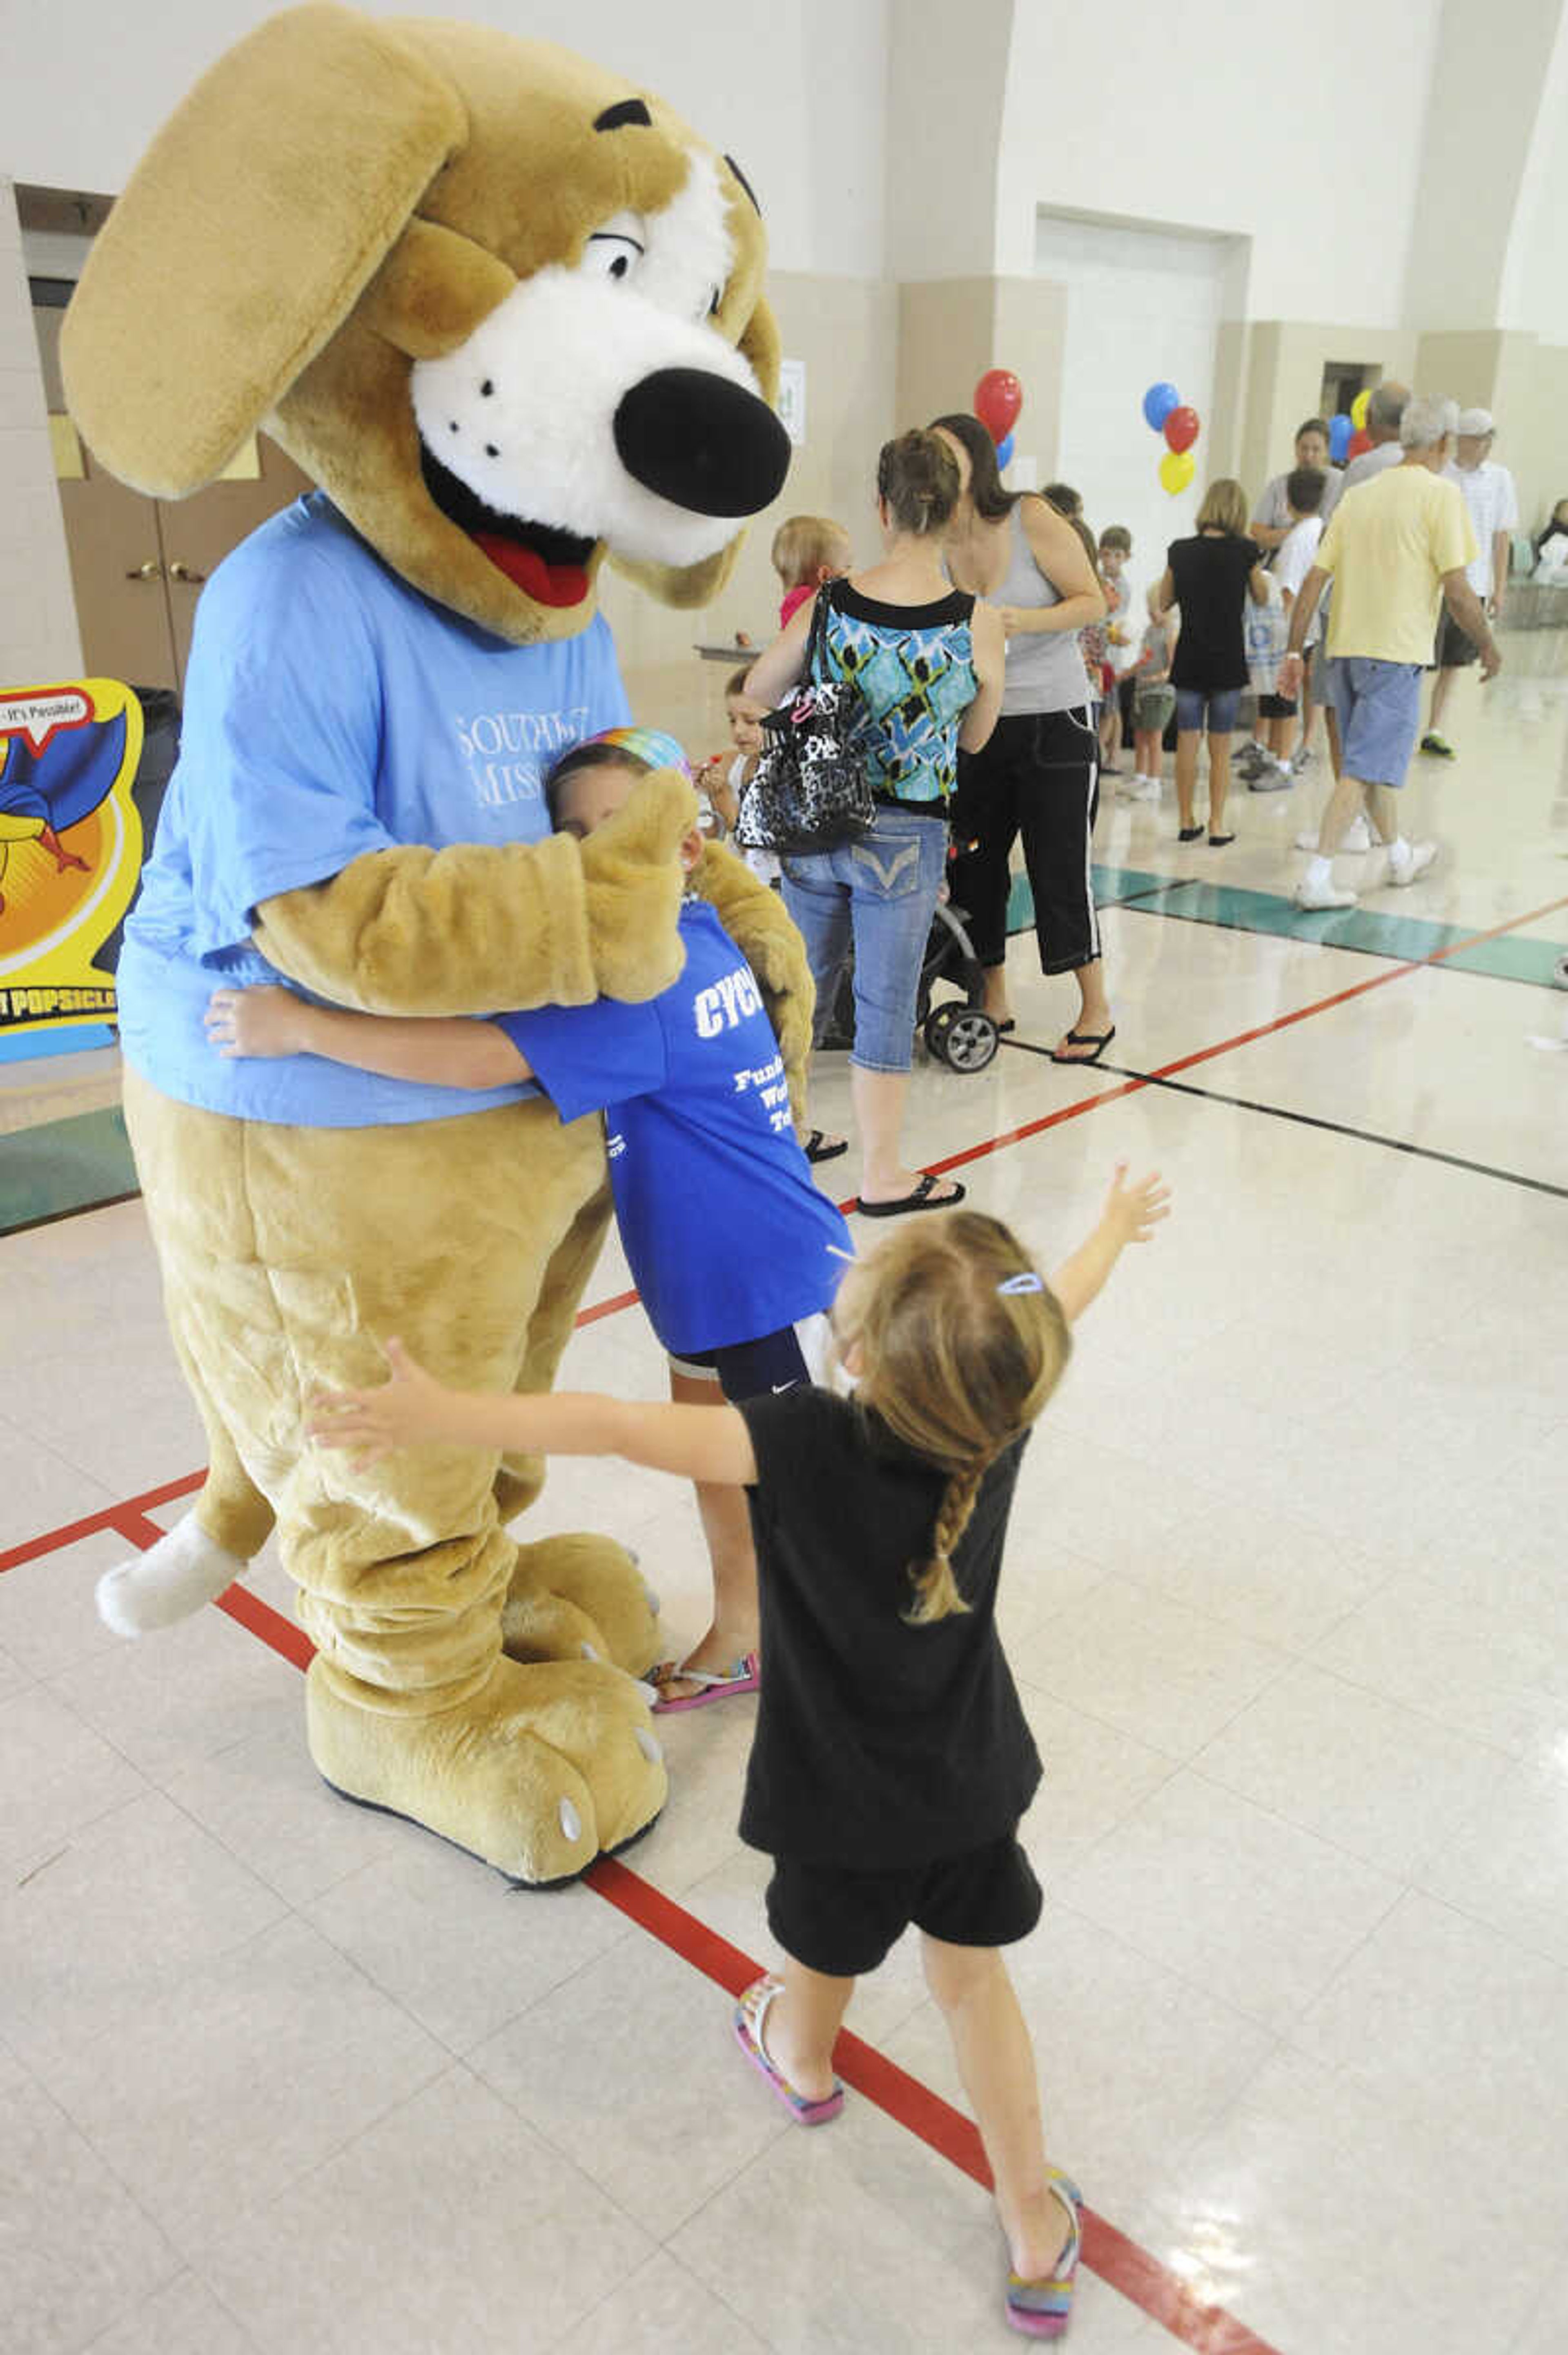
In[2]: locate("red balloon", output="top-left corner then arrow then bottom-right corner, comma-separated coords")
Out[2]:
1163,405 -> 1200,455
974,368 -> 1023,442
1348,428 -> 1373,460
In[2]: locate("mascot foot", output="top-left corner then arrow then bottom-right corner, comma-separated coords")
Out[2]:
306,1652 -> 667,1885
503,1532 -> 661,1677
96,1513 -> 246,1635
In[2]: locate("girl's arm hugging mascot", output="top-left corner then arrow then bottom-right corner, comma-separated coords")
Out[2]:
63,2 -> 812,1885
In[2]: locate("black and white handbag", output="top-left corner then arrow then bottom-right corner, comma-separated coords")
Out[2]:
735,591 -> 874,855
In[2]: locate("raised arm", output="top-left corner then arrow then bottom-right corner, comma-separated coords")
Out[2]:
1049,1164 -> 1170,1324
743,591 -> 818,707
309,1338 -> 760,1484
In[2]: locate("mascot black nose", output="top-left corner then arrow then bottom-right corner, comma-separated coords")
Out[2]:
614,368 -> 791,519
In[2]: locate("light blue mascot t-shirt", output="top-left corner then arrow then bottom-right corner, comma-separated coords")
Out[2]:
117,493 -> 631,1126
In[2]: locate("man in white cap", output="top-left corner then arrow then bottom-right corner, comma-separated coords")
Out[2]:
1420,408 -> 1517,758
1279,396 -> 1501,912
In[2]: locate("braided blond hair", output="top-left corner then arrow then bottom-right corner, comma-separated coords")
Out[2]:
834,1212 -> 1073,1626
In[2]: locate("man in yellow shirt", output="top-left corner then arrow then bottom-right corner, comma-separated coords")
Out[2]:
1280,396 -> 1502,911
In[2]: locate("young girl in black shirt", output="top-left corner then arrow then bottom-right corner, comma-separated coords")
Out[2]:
310,1170 -> 1169,2340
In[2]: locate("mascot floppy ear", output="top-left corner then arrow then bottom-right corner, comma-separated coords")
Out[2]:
609,290 -> 783,611
62,3 -> 468,493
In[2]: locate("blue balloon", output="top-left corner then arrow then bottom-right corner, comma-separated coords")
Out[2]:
1143,381 -> 1180,432
996,431 -> 1016,470
1329,412 -> 1352,463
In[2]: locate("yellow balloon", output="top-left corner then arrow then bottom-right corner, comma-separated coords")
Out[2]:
1351,388 -> 1371,430
1159,449 -> 1196,495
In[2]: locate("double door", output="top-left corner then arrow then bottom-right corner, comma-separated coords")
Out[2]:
56,431 -> 314,693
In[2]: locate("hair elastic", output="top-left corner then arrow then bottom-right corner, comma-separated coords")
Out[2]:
996,1272 -> 1045,1296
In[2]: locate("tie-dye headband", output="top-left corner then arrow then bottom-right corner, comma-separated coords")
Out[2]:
588,725 -> 692,777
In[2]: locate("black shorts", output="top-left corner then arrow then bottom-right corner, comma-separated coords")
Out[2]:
766,1835 -> 1043,1976
1258,692 -> 1297,719
669,1315 -> 830,1400
1434,609 -> 1481,670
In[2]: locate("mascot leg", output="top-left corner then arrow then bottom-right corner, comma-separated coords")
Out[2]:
494,1174 -> 664,1673
97,1355 -> 277,1637
123,1073 -> 665,1884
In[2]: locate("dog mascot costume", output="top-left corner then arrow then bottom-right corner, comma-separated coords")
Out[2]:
62,4 -> 811,1883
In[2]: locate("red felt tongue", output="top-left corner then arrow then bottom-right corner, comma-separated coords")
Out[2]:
472,531 -> 589,608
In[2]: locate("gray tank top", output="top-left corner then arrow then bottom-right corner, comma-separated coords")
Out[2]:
997,502 -> 1091,717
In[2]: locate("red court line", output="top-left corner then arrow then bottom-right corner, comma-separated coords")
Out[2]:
8,885 -> 1562,2346
9,886 -> 1564,1580
56,1511 -> 1281,2352
590,1855 -> 1277,2355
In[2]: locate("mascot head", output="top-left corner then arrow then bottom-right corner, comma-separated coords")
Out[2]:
61,4 -> 790,644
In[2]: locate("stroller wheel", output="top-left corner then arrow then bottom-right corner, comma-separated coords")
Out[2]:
924,1002 -> 999,1072
1553,950 -> 1568,990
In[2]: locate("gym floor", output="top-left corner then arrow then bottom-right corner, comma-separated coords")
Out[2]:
3,639 -> 1566,2355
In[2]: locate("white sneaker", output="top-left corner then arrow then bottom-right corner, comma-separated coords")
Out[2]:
1130,775 -> 1161,802
1294,875 -> 1357,911
1297,812 -> 1374,853
1116,773 -> 1147,799
1291,747 -> 1316,774
1385,840 -> 1437,888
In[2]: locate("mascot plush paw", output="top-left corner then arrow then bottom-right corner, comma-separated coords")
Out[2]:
64,5 -> 810,1882
307,1652 -> 665,1885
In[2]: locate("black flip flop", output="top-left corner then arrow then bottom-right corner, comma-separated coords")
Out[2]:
1177,824 -> 1205,842
1049,1027 -> 1116,1067
803,1130 -> 849,1165
855,1172 -> 967,1218
1207,833 -> 1235,847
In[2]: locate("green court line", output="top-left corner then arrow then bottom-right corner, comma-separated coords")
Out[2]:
1003,864 -> 1568,989
4,869 -> 1560,1240
0,1104 -> 138,1237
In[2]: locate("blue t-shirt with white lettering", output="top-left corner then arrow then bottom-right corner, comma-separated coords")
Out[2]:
498,900 -> 849,1355
118,493 -> 630,1126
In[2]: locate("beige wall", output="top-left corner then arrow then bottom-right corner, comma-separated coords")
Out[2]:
602,266 -> 897,754
896,277 -> 1068,479
1237,321 -> 1421,506
0,179 -> 82,685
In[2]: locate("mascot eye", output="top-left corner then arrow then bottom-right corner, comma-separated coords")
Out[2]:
706,285 -> 723,319
584,231 -> 644,285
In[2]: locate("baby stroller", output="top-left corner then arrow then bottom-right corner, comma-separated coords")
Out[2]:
916,892 -> 1001,1071
818,845 -> 1002,1074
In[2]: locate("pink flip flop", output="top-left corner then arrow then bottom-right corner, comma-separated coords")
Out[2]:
733,1976 -> 844,2125
649,1651 -> 760,1713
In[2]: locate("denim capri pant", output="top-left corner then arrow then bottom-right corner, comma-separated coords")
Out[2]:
782,804 -> 948,1074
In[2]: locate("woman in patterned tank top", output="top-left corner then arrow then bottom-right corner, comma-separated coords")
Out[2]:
746,433 -> 1005,1217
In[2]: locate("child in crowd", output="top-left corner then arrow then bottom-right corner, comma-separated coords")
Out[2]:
1097,526 -> 1137,773
698,666 -> 774,883
205,728 -> 850,1711
1241,467 -> 1327,789
771,513 -> 853,628
1067,516 -> 1109,711
1123,586 -> 1179,803
308,1166 -> 1171,2340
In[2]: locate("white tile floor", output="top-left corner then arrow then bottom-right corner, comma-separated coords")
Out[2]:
2,644 -> 1567,2351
